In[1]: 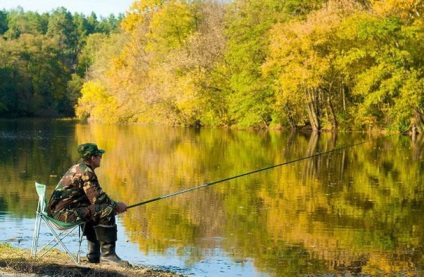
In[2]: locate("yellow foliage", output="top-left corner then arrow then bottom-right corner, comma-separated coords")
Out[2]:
264,2 -> 349,127
266,1 -> 350,92
121,0 -> 164,32
75,81 -> 119,123
146,1 -> 194,54
371,0 -> 423,20
121,13 -> 142,33
175,73 -> 200,123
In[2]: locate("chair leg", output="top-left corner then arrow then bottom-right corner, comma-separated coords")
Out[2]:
32,216 -> 85,264
49,225 -> 79,264
38,221 -> 80,265
31,214 -> 42,257
77,223 -> 86,264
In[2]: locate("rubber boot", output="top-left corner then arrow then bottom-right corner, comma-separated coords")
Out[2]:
83,223 -> 100,263
94,224 -> 130,267
87,240 -> 100,263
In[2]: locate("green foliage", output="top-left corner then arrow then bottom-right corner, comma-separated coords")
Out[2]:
3,0 -> 424,132
335,8 -> 424,131
146,1 -> 196,56
3,8 -> 48,39
76,0 -> 424,132
221,0 -> 327,128
64,74 -> 84,114
0,8 -> 122,118
0,67 -> 18,114
223,0 -> 280,128
0,10 -> 8,34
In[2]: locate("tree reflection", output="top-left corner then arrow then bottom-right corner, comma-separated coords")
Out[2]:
1,120 -> 424,275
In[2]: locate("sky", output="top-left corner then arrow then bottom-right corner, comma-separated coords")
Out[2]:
0,0 -> 136,17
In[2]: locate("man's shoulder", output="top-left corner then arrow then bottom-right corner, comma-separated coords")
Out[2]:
70,163 -> 94,174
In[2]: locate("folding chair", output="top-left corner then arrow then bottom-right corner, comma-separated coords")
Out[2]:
31,182 -> 85,264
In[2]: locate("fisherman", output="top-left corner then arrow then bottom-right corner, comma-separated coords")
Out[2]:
47,143 -> 130,266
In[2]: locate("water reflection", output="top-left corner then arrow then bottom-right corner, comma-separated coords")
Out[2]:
1,119 -> 424,276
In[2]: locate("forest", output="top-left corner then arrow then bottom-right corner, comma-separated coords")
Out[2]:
0,6 -> 123,117
1,0 -> 424,133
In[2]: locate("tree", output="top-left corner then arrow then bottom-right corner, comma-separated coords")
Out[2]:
0,65 -> 18,115
112,0 -> 205,125
4,8 -> 47,39
264,0 -> 360,131
223,0 -> 327,128
335,1 -> 424,132
0,8 -> 122,118
185,0 -> 229,126
96,14 -> 123,34
46,8 -> 78,71
0,10 -> 8,35
77,32 -> 132,122
76,81 -> 119,122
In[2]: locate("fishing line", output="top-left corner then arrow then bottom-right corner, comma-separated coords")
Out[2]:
127,135 -> 381,209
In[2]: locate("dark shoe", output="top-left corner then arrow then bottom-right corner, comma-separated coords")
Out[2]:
87,240 -> 100,263
101,250 -> 131,267
84,223 -> 100,263
87,256 -> 100,263
94,224 -> 131,267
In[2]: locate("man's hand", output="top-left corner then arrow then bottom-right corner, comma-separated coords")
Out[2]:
115,202 -> 128,213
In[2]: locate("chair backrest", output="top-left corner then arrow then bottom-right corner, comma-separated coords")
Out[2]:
35,182 -> 47,213
34,181 -> 83,230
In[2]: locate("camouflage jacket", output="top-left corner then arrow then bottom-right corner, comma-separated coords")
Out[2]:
47,162 -> 116,215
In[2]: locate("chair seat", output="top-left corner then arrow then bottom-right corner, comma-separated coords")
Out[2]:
41,212 -> 82,230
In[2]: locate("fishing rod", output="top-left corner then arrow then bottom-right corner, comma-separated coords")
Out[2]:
127,137 -> 375,209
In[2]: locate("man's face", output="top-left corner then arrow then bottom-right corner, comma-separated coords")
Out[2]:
91,154 -> 102,168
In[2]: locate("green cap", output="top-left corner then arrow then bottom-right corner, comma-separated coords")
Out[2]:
78,143 -> 105,159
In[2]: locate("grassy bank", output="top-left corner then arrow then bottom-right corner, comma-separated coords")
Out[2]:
0,244 -> 183,276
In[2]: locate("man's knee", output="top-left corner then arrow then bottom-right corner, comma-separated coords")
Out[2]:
92,204 -> 116,225
53,209 -> 81,223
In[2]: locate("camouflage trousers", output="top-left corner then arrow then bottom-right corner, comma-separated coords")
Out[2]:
51,203 -> 116,226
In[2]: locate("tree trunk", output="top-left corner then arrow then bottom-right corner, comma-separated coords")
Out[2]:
306,87 -> 320,131
412,108 -> 424,136
326,94 -> 338,130
284,104 -> 297,129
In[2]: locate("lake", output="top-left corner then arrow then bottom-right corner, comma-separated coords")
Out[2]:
1,119 -> 424,276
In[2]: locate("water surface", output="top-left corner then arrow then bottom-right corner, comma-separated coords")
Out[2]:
1,119 -> 424,276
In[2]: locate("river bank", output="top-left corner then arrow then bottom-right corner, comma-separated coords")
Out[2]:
0,244 -> 183,277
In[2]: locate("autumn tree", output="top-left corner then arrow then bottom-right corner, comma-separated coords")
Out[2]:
78,0 -> 228,126
223,0 -> 326,128
335,0 -> 424,132
264,0 -> 362,131
185,0 -> 228,126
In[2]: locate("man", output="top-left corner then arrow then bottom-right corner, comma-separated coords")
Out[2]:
47,143 -> 129,266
